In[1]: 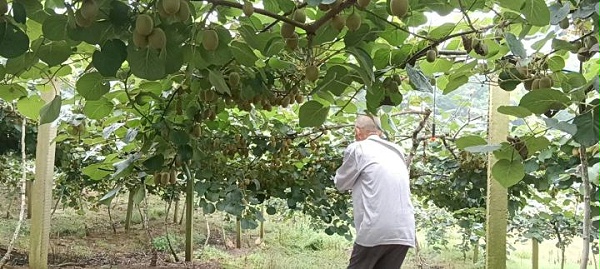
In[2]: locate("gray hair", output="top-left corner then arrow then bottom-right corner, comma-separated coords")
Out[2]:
355,115 -> 382,132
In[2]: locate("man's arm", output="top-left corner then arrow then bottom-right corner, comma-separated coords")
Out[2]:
334,144 -> 361,191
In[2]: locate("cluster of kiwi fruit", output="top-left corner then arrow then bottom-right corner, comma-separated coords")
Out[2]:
210,134 -> 250,157
462,35 -> 489,56
75,0 -> 100,27
156,0 -> 190,22
575,35 -> 598,62
154,169 -> 178,186
280,8 -> 306,50
133,14 -> 167,50
515,58 -> 554,91
382,74 -> 403,93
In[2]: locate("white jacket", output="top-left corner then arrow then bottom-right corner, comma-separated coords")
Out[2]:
334,135 -> 416,247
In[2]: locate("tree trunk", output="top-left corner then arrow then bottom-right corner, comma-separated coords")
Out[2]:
125,189 -> 135,231
173,198 -> 179,224
485,81 -> 509,269
29,89 -> 59,269
26,180 -> 32,219
472,239 -> 479,264
0,118 -> 29,267
579,145 -> 591,269
532,238 -> 539,269
184,164 -> 194,262
235,217 -> 242,249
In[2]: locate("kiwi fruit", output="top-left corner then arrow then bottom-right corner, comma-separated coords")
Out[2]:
75,10 -> 94,27
295,94 -> 304,103
80,0 -> 99,20
229,72 -> 240,87
0,0 -> 7,15
154,172 -> 162,186
148,28 -> 167,50
393,74 -> 402,83
135,14 -> 154,36
161,172 -> 170,185
462,35 -> 473,53
539,76 -> 553,88
426,49 -> 437,62
162,0 -> 180,15
285,33 -> 299,50
192,123 -> 202,137
169,170 -> 177,184
559,18 -> 569,30
177,0 -> 190,22
202,29 -> 219,51
531,78 -> 540,90
523,79 -> 533,91
293,9 -> 306,23
280,23 -> 295,38
357,0 -> 370,8
305,65 -> 319,82
281,96 -> 291,108
156,0 -> 170,18
390,0 -> 409,18
243,1 -> 254,17
331,15 -> 345,31
318,4 -> 330,11
346,13 -> 361,31
132,30 -> 149,48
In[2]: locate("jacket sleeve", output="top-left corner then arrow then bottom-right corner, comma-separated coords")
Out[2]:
334,144 -> 361,192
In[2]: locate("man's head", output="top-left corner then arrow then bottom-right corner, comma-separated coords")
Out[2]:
354,115 -> 382,141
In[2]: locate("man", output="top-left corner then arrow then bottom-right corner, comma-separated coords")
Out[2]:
334,115 -> 416,269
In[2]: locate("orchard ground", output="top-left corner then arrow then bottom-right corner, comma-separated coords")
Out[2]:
0,194 -> 592,269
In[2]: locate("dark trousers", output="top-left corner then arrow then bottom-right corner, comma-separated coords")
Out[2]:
347,243 -> 410,269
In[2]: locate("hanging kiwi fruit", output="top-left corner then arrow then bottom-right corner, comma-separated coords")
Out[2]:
331,15 -> 346,32
135,14 -> 154,36
293,8 -> 306,23
305,65 -> 319,82
389,0 -> 409,18
162,0 -> 180,15
243,1 -> 254,17
148,28 -> 167,50
426,49 -> 437,62
202,29 -> 219,51
346,12 -> 361,31
357,0 -> 371,8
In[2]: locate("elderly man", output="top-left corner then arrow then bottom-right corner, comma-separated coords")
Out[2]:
334,115 -> 416,269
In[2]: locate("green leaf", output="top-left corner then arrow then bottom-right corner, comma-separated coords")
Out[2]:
497,0 -> 524,11
208,69 -> 231,95
0,84 -> 27,101
299,100 -> 330,127
82,163 -> 112,180
455,135 -> 487,150
132,185 -> 145,205
504,33 -> 527,58
573,106 -> 599,147
92,39 -> 127,77
543,118 -> 577,135
428,23 -> 456,40
230,41 -> 259,67
170,129 -> 190,145
380,29 -> 408,46
551,38 -> 576,51
419,58 -> 454,76
0,22 -> 30,59
39,95 -> 61,125
549,2 -> 570,25
522,136 -> 550,155
465,144 -> 502,153
98,186 -> 121,206
497,106 -> 533,117
83,98 -> 114,120
492,159 -> 525,188
38,41 -> 71,66
143,154 -> 164,172
519,89 -> 570,114
16,95 -> 44,119
76,72 -> 110,101
406,64 -> 433,93
547,56 -> 565,72
443,75 -> 469,94
493,142 -> 522,161
521,0 -> 550,26
12,1 -> 27,24
126,45 -> 166,80
346,47 -> 374,86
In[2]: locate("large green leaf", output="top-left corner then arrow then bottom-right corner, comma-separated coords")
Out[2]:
406,64 -> 433,93
208,69 -> 231,95
16,95 -> 44,119
420,58 -> 454,76
497,106 -> 532,118
92,39 -> 127,77
83,163 -> 113,180
455,135 -> 487,150
0,22 -> 30,59
504,33 -> 526,58
98,186 -> 122,205
522,135 -> 550,156
521,0 -> 550,26
519,89 -> 570,114
83,98 -> 114,120
549,2 -> 570,25
428,23 -> 456,40
126,45 -> 166,81
299,100 -> 330,127
492,159 -> 525,188
230,41 -> 259,67
76,72 -> 110,101
543,118 -> 577,135
38,41 -> 71,66
39,95 -> 61,124
572,101 -> 599,147
0,84 -> 27,101
497,0 -> 524,11
42,15 -> 69,41
346,47 -> 374,86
